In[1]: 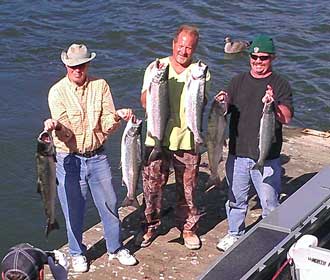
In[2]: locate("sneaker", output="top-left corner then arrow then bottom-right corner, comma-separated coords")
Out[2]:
183,231 -> 201,250
71,255 -> 88,273
108,249 -> 137,266
217,234 -> 239,251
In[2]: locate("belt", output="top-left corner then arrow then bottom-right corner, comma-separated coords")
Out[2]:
74,146 -> 104,158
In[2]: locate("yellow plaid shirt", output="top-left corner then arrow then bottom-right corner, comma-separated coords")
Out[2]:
48,75 -> 120,153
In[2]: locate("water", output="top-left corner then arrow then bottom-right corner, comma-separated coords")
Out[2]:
0,0 -> 329,257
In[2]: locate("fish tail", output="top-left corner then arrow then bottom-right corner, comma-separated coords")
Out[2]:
160,206 -> 174,217
194,138 -> 204,153
252,162 -> 264,175
194,143 -> 200,154
206,175 -> 222,187
147,146 -> 163,163
122,197 -> 140,209
45,219 -> 60,237
195,135 -> 204,145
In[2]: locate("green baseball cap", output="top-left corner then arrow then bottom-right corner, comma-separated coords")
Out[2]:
249,35 -> 276,54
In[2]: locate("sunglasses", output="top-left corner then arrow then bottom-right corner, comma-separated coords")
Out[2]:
250,54 -> 271,61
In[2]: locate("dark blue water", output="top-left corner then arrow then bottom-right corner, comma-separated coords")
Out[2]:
0,1 -> 329,257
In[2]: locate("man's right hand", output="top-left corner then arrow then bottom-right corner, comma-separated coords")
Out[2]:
44,119 -> 62,132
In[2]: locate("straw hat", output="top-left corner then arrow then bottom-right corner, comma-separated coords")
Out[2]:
61,43 -> 96,67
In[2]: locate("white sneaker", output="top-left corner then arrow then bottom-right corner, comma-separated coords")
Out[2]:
71,255 -> 88,273
217,234 -> 239,251
108,249 -> 137,266
53,250 -> 69,270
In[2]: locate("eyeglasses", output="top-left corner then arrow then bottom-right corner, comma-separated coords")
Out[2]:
250,54 -> 271,61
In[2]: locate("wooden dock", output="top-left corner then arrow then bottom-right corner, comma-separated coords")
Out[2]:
45,126 -> 330,280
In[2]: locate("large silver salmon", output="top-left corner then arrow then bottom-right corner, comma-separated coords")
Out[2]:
121,118 -> 143,208
146,59 -> 169,163
206,100 -> 227,186
252,101 -> 276,174
36,131 -> 59,237
185,60 -> 208,148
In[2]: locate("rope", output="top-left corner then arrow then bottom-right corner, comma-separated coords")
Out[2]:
271,258 -> 292,280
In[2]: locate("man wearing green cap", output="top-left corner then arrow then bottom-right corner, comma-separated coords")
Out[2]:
215,35 -> 294,251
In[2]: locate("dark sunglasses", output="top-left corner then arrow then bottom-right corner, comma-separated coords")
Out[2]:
250,54 -> 271,61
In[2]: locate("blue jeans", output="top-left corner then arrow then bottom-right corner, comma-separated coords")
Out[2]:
56,152 -> 122,256
225,154 -> 281,236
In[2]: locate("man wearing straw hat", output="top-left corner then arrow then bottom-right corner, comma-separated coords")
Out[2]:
44,43 -> 137,273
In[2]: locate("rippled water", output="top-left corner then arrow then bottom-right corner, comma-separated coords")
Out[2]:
0,0 -> 329,257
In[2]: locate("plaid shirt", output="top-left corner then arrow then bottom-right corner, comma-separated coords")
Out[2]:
48,75 -> 120,153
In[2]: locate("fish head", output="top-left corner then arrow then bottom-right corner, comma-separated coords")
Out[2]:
263,101 -> 275,113
38,131 -> 52,143
191,60 -> 208,80
37,131 -> 55,155
127,119 -> 143,137
152,62 -> 169,84
209,99 -> 228,118
217,100 -> 228,116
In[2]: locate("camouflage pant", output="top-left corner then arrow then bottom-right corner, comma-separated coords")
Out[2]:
142,147 -> 201,233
